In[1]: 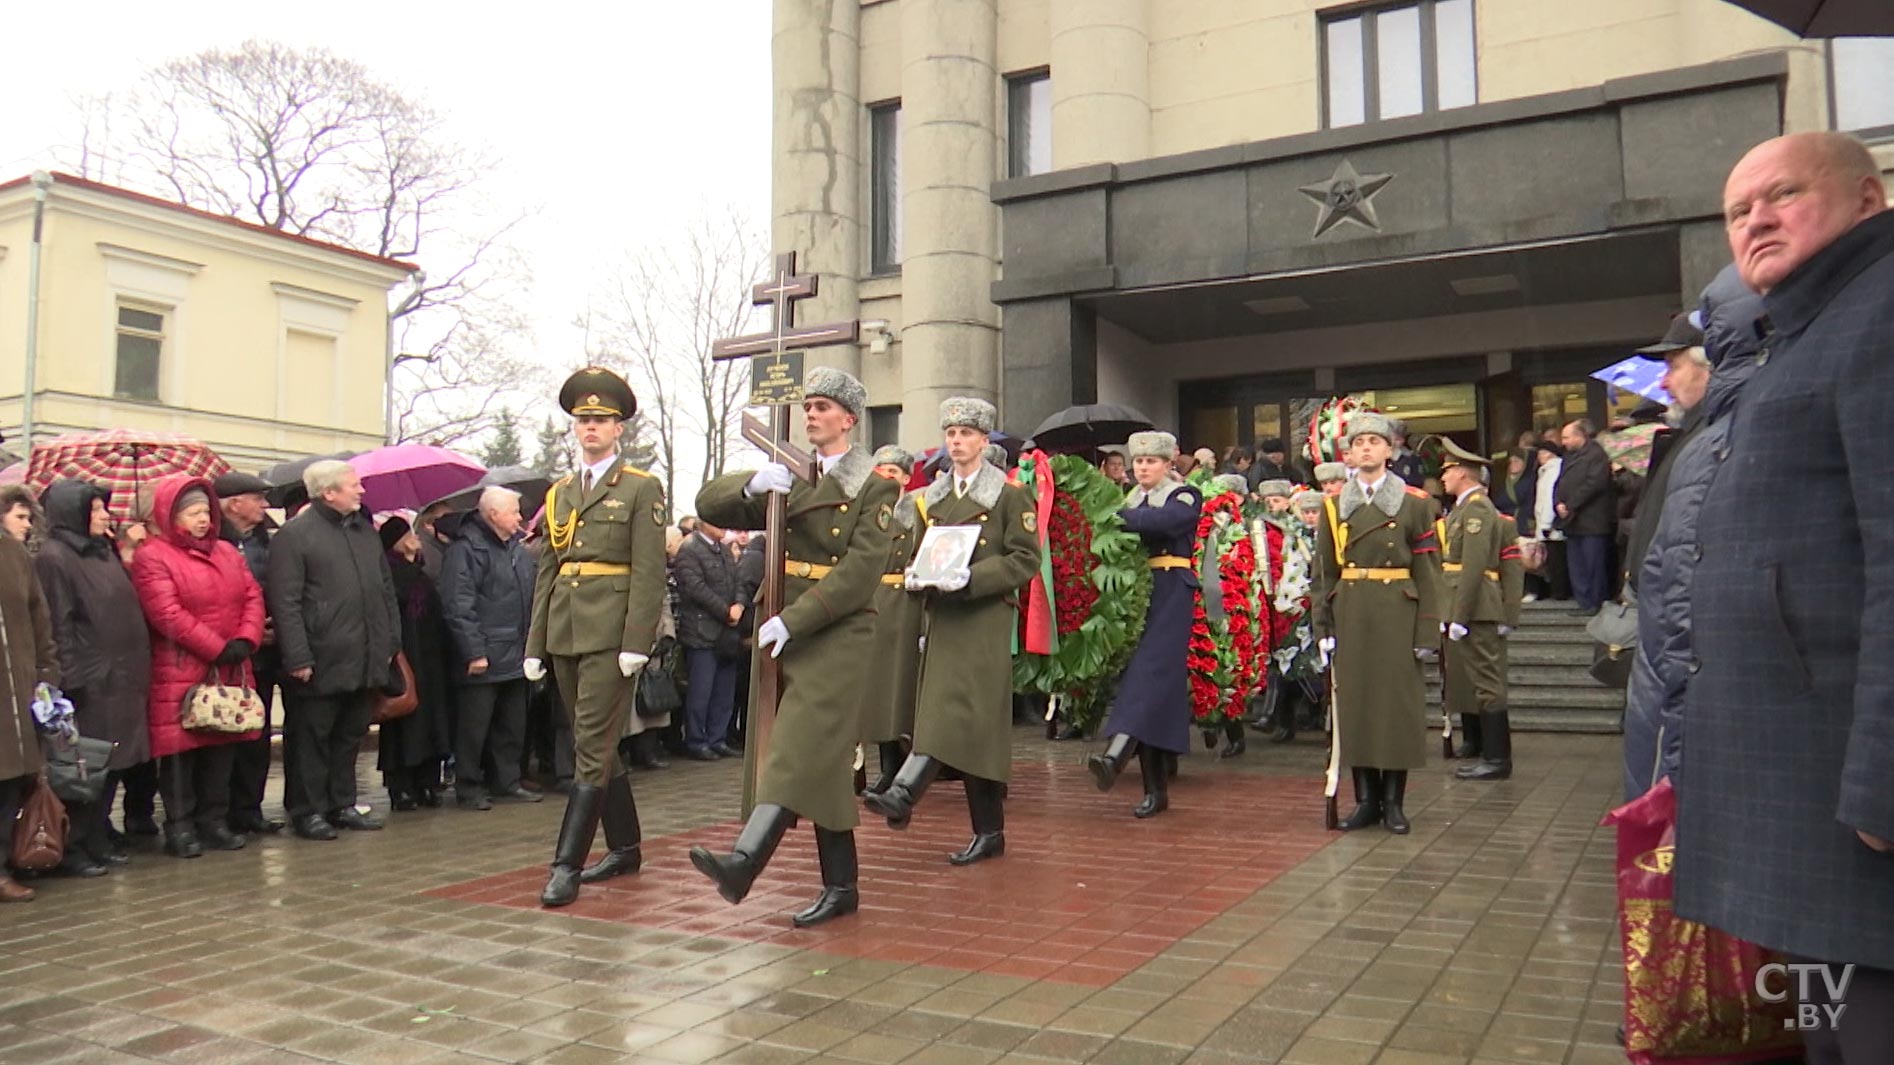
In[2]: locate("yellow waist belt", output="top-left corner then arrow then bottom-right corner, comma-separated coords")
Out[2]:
1441,564 -> 1500,580
880,573 -> 905,586
1149,555 -> 1193,570
1341,566 -> 1411,581
559,562 -> 631,577
785,560 -> 832,580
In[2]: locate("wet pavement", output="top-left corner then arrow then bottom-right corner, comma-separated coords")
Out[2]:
0,728 -> 1632,1064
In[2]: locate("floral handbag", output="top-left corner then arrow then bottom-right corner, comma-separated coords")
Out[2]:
181,664 -> 265,733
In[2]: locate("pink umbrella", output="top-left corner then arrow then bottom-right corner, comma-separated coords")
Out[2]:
348,445 -> 485,513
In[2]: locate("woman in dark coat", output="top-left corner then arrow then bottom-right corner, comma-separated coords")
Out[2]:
1086,432 -> 1204,818
34,479 -> 152,873
0,534 -> 60,902
377,516 -> 452,810
129,476 -> 266,858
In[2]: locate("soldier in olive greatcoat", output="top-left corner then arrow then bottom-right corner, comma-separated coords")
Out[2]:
1312,414 -> 1444,834
1435,439 -> 1524,780
859,445 -> 923,795
689,368 -> 899,927
864,399 -> 1040,865
524,368 -> 668,907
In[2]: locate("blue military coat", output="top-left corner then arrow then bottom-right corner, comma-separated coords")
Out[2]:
1101,479 -> 1202,754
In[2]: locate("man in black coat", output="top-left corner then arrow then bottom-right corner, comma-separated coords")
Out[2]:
1682,132 -> 1894,1065
673,519 -> 742,760
217,472 -> 285,834
266,460 -> 402,841
1553,419 -> 1614,614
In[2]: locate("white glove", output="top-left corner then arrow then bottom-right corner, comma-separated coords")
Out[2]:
1414,647 -> 1438,661
1498,625 -> 1513,638
618,652 -> 648,677
904,569 -> 923,592
523,657 -> 546,682
938,568 -> 971,593
745,464 -> 795,497
758,616 -> 791,658
1448,623 -> 1468,642
1318,636 -> 1336,671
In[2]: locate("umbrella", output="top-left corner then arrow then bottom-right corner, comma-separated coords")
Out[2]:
1599,422 -> 1666,477
349,445 -> 485,513
0,464 -> 21,487
425,465 -> 554,515
25,429 -> 231,523
261,451 -> 360,509
1590,356 -> 1671,405
1719,0 -> 1893,35
1029,403 -> 1156,454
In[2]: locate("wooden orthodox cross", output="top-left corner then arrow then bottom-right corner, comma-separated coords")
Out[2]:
710,252 -> 860,813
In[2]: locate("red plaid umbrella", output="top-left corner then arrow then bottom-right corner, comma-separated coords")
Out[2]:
26,429 -> 232,523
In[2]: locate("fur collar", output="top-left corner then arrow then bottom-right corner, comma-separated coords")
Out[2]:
827,446 -> 874,498
923,461 -> 1006,510
894,488 -> 923,529
1126,479 -> 1193,508
1339,471 -> 1408,520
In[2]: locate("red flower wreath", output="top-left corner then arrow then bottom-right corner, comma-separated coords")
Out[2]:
1188,490 -> 1263,727
1048,488 -> 1098,635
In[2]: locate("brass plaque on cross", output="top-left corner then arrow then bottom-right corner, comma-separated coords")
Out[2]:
749,353 -> 805,406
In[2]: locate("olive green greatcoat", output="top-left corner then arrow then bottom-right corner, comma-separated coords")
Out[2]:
527,461 -> 669,786
909,463 -> 1042,783
1313,473 -> 1444,771
1440,488 -> 1517,716
696,448 -> 899,830
860,486 -> 925,744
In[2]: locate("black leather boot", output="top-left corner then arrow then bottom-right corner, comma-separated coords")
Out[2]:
579,775 -> 641,883
690,803 -> 794,904
865,741 -> 904,796
1220,720 -> 1246,759
1133,748 -> 1169,819
1453,714 -> 1483,759
862,754 -> 939,829
792,827 -> 859,927
1261,683 -> 1293,742
540,784 -> 603,907
1087,734 -> 1137,792
1455,709 -> 1513,781
1382,770 -> 1411,835
1336,768 -> 1383,830
949,777 -> 1006,866
1165,750 -> 1179,781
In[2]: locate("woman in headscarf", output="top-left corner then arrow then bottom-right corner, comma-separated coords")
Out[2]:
129,476 -> 266,858
33,479 -> 152,875
377,515 -> 452,810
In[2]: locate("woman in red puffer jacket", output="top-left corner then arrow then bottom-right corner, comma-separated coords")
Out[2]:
130,475 -> 265,859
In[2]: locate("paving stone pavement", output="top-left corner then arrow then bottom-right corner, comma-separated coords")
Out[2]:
0,727 -> 1633,1065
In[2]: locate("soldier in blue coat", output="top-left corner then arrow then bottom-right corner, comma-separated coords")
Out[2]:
1086,431 -> 1203,818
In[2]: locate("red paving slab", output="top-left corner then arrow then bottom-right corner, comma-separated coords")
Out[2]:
428,761 -> 1335,986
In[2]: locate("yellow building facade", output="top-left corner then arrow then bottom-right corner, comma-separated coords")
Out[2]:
0,172 -> 417,470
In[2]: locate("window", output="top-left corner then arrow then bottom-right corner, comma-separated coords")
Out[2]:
1830,37 -> 1894,137
1322,0 -> 1476,129
114,304 -> 164,401
1008,72 -> 1052,178
870,103 -> 903,274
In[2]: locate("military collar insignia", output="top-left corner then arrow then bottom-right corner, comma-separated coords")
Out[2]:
1340,472 -> 1407,520
827,446 -> 875,498
923,461 -> 1006,510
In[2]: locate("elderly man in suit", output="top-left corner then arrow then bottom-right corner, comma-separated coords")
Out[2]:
1553,419 -> 1613,615
1682,131 -> 1894,1065
672,517 -> 743,761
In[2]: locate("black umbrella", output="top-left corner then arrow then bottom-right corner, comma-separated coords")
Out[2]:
1029,404 -> 1156,454
426,465 -> 554,515
260,451 -> 359,509
1721,0 -> 1893,34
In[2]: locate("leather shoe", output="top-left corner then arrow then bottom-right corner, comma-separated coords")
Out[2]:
229,811 -> 285,834
456,789 -> 492,811
492,784 -> 544,804
683,747 -> 719,762
711,743 -> 741,758
389,790 -> 418,812
163,828 -> 204,859
327,808 -> 384,831
292,815 -> 338,841
124,814 -> 160,837
414,786 -> 443,808
60,856 -> 109,877
948,833 -> 1005,866
0,875 -> 34,902
198,825 -> 247,851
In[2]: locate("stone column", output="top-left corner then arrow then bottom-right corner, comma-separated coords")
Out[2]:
773,0 -> 863,380
1049,0 -> 1150,168
898,0 -> 1001,448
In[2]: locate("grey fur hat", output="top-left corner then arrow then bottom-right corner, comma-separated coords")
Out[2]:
805,366 -> 867,419
982,443 -> 1009,468
1293,489 -> 1326,512
939,396 -> 997,433
1257,479 -> 1294,499
1213,473 -> 1249,496
1126,431 -> 1178,460
1347,413 -> 1397,446
871,445 -> 915,473
1314,462 -> 1349,483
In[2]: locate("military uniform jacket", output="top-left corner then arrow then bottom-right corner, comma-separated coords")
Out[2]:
860,484 -> 926,744
909,464 -> 1042,782
696,448 -> 899,830
1313,473 -> 1443,770
527,461 -> 668,660
1440,488 -> 1521,716
1102,479 -> 1204,755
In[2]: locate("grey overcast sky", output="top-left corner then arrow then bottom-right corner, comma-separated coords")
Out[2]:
1,0 -> 773,418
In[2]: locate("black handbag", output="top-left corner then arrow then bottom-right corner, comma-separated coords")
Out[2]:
635,652 -> 683,719
43,734 -> 116,805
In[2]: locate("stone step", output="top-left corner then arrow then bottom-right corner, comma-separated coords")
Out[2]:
1506,627 -> 1598,646
1505,644 -> 1598,667
1428,684 -> 1624,712
1510,708 -> 1625,733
